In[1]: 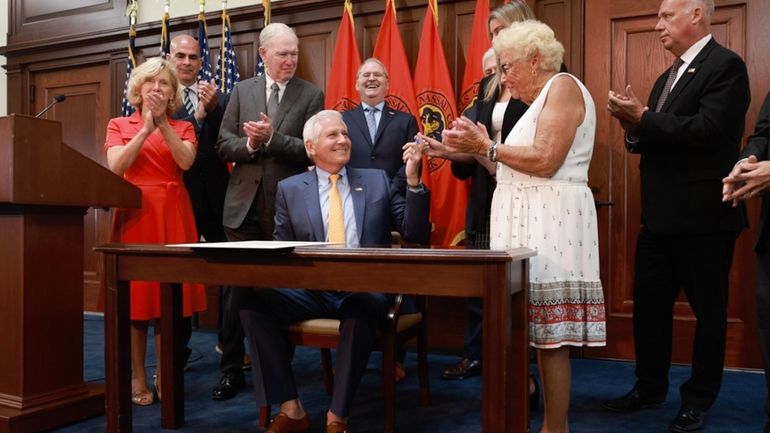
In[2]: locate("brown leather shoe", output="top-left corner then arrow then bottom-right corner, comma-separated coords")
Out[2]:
441,358 -> 481,380
266,413 -> 310,433
326,421 -> 348,433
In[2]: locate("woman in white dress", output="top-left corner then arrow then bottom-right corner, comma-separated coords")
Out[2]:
428,20 -> 606,433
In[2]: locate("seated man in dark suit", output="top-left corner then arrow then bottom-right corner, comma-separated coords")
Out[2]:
239,110 -> 430,433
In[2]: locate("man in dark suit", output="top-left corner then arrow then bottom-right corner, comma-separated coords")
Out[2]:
342,58 -> 418,193
167,34 -> 231,368
239,110 -> 429,433
722,92 -> 770,433
214,22 -> 324,401
168,34 -> 230,244
604,0 -> 750,431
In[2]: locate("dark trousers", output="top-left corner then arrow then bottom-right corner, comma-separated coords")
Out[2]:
756,249 -> 770,417
632,227 -> 736,410
240,289 -> 388,417
219,198 -> 275,376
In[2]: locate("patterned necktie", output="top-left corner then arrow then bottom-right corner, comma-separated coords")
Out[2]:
327,174 -> 346,245
654,57 -> 684,112
183,87 -> 196,117
365,107 -> 378,143
267,83 -> 280,117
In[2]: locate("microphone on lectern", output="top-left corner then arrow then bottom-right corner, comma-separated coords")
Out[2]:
35,94 -> 67,118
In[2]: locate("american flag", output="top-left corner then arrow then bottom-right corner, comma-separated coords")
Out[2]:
255,0 -> 270,77
215,12 -> 240,94
159,8 -> 171,57
121,27 -> 137,117
255,52 -> 265,77
197,13 -> 214,83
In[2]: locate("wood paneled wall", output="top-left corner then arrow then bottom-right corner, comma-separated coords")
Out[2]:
1,0 -> 582,117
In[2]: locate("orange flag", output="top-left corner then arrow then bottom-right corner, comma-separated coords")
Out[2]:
414,0 -> 469,246
325,0 -> 362,111
458,0 -> 491,114
372,0 -> 419,118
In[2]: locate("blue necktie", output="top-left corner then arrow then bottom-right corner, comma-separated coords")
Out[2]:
365,107 -> 378,143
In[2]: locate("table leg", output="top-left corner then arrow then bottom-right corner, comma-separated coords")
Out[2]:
159,282 -> 184,428
104,253 -> 132,433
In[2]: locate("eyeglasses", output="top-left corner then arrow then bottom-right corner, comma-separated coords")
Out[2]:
359,72 -> 386,79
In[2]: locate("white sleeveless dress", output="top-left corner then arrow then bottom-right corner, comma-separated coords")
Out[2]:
490,73 -> 606,349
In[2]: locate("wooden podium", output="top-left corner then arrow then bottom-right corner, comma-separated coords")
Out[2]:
0,115 -> 140,432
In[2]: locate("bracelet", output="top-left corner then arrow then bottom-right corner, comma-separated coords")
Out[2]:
486,140 -> 498,162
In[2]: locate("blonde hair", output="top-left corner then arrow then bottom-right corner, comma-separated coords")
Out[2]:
127,57 -> 181,115
493,20 -> 564,74
488,1 -> 536,38
484,1 -> 536,102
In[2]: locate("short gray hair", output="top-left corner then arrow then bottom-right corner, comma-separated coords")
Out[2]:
493,20 -> 564,74
356,58 -> 389,79
259,22 -> 298,48
482,48 -> 496,70
303,110 -> 344,145
692,0 -> 714,20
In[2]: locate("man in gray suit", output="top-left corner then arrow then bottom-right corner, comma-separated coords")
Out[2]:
213,22 -> 324,401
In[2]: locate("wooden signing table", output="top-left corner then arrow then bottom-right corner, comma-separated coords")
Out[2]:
97,244 -> 534,433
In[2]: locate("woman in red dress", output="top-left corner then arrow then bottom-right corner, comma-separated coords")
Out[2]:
105,57 -> 207,406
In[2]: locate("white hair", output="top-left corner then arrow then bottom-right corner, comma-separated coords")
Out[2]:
259,22 -> 298,48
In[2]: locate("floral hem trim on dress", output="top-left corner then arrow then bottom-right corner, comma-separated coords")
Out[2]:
528,279 -> 606,347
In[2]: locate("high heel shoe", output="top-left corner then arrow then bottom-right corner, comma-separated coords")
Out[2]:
132,388 -> 154,406
529,374 -> 540,412
153,373 -> 161,401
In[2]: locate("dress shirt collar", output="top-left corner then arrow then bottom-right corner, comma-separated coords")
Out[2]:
361,101 -> 385,112
315,166 -> 348,186
679,34 -> 712,66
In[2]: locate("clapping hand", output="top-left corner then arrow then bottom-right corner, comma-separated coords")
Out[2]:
722,155 -> 770,206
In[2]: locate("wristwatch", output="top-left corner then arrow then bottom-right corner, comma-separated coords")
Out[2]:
486,140 -> 498,162
407,182 -> 426,193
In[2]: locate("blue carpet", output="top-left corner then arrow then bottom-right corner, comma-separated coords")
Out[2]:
55,314 -> 767,432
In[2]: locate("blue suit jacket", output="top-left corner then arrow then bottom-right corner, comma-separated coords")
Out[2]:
273,166 -> 430,246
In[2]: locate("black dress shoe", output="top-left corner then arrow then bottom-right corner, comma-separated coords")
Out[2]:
602,388 -> 665,412
669,406 -> 705,432
212,372 -> 245,401
441,358 -> 481,380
